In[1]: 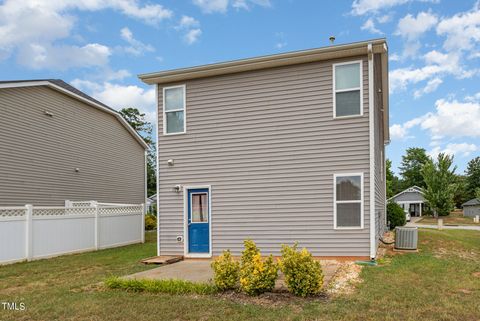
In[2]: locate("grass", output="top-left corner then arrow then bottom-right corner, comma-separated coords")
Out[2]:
105,277 -> 218,295
418,210 -> 480,226
1,230 -> 480,320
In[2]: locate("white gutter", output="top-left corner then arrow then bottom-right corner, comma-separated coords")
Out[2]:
368,43 -> 376,259
155,84 -> 161,256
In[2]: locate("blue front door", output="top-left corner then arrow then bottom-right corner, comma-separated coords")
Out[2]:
188,188 -> 209,253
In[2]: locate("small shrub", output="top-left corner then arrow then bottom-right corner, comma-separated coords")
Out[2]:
105,277 -> 217,295
279,243 -> 323,297
145,214 -> 157,230
211,250 -> 239,290
387,202 -> 406,229
239,240 -> 278,296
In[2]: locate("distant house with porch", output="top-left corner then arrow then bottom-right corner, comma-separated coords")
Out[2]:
388,186 -> 426,218
462,198 -> 480,218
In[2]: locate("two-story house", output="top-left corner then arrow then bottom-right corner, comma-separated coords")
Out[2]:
139,38 -> 389,260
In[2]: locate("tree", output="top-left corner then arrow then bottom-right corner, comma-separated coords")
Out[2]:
453,175 -> 468,208
386,159 -> 402,198
399,147 -> 429,189
465,156 -> 480,200
421,153 -> 457,218
119,107 -> 157,197
476,188 -> 480,199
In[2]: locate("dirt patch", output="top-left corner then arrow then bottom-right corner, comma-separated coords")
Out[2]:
326,262 -> 363,296
458,289 -> 472,294
472,272 -> 480,278
433,247 -> 478,260
217,290 -> 327,307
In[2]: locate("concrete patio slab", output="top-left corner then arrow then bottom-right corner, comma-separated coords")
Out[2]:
126,259 -> 342,289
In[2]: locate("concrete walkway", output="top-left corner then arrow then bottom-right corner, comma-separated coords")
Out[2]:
406,222 -> 480,230
126,259 -> 341,289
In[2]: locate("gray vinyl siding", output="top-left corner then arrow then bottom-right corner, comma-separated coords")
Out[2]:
463,205 -> 480,218
157,57 -> 372,257
0,86 -> 146,206
392,192 -> 424,203
373,54 -> 387,251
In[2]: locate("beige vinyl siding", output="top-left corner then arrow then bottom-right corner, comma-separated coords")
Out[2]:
0,86 -> 145,206
373,53 -> 387,250
158,57 -> 371,257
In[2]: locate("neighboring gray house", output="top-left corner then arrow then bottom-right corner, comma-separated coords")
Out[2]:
139,39 -> 389,259
388,186 -> 426,217
0,79 -> 149,206
462,198 -> 480,218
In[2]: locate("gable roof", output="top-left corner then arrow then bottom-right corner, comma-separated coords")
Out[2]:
463,198 -> 480,206
0,79 -> 149,149
388,186 -> 424,201
138,38 -> 389,143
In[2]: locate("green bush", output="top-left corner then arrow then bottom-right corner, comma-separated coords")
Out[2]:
387,202 -> 406,229
105,277 -> 217,295
145,214 -> 156,230
239,240 -> 278,296
279,243 -> 323,297
211,250 -> 240,290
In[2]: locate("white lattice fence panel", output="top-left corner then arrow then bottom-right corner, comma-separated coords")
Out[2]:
0,207 -> 26,218
33,207 -> 96,216
99,205 -> 142,216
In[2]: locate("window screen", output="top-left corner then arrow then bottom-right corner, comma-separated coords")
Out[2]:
164,86 -> 185,134
334,62 -> 362,117
335,174 -> 363,228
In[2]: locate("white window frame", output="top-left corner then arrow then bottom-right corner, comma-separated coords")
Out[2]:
332,61 -> 363,119
333,172 -> 364,230
163,84 -> 186,135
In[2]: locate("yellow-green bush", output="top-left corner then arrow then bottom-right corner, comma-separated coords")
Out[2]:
239,240 -> 278,295
211,250 -> 239,290
279,243 -> 323,297
144,214 -> 156,230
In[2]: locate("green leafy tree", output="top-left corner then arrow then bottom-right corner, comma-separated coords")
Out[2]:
421,153 -> 457,218
465,157 -> 480,200
119,107 -> 156,197
453,175 -> 468,208
476,188 -> 480,199
399,147 -> 429,189
386,159 -> 402,198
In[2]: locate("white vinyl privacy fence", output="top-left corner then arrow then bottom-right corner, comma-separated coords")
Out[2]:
0,202 -> 145,264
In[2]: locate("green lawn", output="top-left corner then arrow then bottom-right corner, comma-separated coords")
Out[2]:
418,210 -> 480,226
1,230 -> 480,321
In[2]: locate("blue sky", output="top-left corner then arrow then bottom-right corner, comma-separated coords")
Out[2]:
1,0 -> 479,175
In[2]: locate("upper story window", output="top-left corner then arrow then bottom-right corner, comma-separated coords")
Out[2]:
333,61 -> 363,118
163,85 -> 186,135
334,173 -> 364,229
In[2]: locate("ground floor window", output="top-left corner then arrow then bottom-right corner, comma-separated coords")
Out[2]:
334,173 -> 364,229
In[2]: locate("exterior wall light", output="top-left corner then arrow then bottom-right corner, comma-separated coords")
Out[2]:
173,185 -> 182,193
167,159 -> 174,166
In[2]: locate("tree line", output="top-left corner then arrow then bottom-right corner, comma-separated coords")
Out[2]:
387,147 -> 480,217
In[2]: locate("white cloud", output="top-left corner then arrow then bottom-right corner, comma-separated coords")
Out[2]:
16,43 -> 111,70
351,0 -> 438,16
377,14 -> 392,23
436,2 -> 480,52
71,79 -> 157,123
184,29 -> 202,44
120,27 -> 154,56
0,0 -> 172,69
413,77 -> 443,98
390,97 -> 480,141
193,0 -> 229,13
193,0 -> 270,13
274,32 -> 287,49
179,15 -> 200,28
389,50 -> 475,93
395,11 -> 438,41
429,143 -> 479,158
361,18 -> 383,34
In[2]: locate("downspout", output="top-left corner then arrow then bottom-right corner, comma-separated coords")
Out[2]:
368,43 -> 376,260
155,84 -> 161,256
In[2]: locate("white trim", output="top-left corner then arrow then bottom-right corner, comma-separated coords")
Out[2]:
387,186 -> 424,202
333,173 -> 364,230
155,84 -> 161,257
368,43 -> 376,259
183,185 -> 212,258
332,60 -> 364,119
162,84 -> 186,135
0,81 -> 149,149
